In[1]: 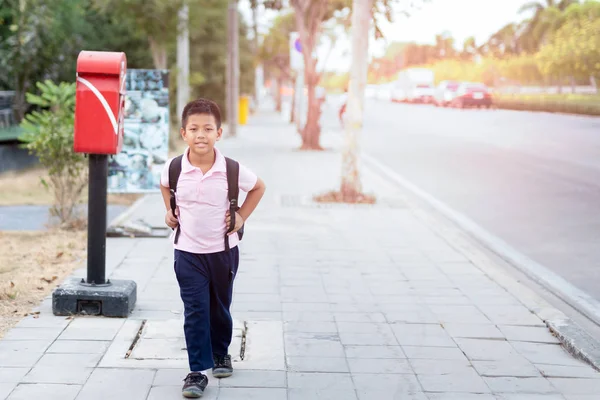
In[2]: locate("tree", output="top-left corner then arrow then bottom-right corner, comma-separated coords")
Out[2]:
259,12 -> 296,111
536,14 -> 600,87
270,0 -> 425,150
91,0 -> 189,69
20,81 -> 87,228
340,0 -> 374,201
518,0 -> 579,53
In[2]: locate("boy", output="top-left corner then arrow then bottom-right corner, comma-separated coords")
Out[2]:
160,98 -> 266,398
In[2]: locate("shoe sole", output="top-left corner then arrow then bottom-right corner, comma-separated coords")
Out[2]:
182,389 -> 204,398
212,370 -> 233,378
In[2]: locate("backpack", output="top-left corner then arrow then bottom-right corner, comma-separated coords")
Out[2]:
168,155 -> 244,252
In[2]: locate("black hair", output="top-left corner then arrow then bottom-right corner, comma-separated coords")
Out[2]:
181,98 -> 222,129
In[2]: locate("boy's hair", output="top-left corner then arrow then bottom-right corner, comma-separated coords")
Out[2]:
181,98 -> 222,129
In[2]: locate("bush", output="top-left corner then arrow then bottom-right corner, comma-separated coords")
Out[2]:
19,80 -> 87,228
494,94 -> 600,116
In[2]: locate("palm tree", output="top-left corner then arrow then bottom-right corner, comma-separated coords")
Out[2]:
518,0 -> 579,52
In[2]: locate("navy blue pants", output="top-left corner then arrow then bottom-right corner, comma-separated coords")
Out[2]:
174,247 -> 239,372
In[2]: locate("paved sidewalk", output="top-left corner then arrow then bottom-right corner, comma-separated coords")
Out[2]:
1,109 -> 599,400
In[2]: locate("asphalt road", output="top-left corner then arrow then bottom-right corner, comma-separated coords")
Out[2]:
334,100 -> 600,305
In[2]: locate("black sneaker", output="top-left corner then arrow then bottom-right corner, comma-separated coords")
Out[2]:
182,372 -> 208,398
212,354 -> 233,378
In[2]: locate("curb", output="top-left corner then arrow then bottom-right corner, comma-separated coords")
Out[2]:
108,194 -> 153,228
362,152 -> 600,371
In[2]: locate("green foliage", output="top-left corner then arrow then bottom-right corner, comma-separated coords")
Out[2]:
19,80 -> 87,226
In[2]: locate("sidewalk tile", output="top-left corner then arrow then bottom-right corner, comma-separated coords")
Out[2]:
548,378 -> 600,395
338,331 -> 398,346
147,385 -> 217,400
409,359 -> 472,375
75,368 -> 155,400
0,368 -> 28,383
2,328 -> 63,342
477,305 -> 545,326
0,340 -> 51,353
287,388 -> 358,400
417,368 -> 490,393
347,358 -> 413,374
6,383 -> 80,400
494,395 -> 566,400
498,325 -> 561,344
484,376 -> 559,394
283,321 -> 337,334
344,345 -> 406,359
0,383 -> 16,399
0,352 -> 42,368
286,357 -> 349,373
352,373 -> 422,395
21,366 -> 93,385
426,394 -> 496,400
511,342 -> 586,366
35,353 -> 101,368
454,338 -> 521,361
152,369 -> 189,386
218,388 -> 286,400
441,323 -> 505,340
391,323 -> 456,347
336,322 -> 394,335
333,312 -> 386,323
284,334 -> 345,358
535,364 -> 600,379
15,316 -> 70,330
402,346 -> 469,361
46,341 -> 110,354
219,370 -> 286,388
472,360 -> 541,377
287,372 -> 353,390
428,305 -> 491,324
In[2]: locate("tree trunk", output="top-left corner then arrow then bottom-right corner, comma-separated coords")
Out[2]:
591,75 -> 598,94
300,69 -> 323,150
340,0 -> 372,199
148,36 -> 168,69
276,76 -> 283,112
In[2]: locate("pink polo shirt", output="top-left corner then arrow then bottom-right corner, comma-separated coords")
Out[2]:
160,147 -> 257,254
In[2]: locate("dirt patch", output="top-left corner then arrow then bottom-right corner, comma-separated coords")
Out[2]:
0,168 -> 142,206
0,230 -> 87,338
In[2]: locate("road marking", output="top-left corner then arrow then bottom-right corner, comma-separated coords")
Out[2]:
77,76 -> 118,135
362,152 -> 600,327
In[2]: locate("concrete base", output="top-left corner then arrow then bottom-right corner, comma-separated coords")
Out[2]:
52,279 -> 137,317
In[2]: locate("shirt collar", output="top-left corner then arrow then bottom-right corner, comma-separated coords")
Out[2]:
181,147 -> 226,174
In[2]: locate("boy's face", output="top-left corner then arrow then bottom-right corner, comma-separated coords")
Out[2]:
181,113 -> 222,157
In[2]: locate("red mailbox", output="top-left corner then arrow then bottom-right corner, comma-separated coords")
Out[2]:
74,51 -> 127,154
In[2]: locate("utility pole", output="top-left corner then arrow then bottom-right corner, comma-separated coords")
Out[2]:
251,0 -> 262,109
176,2 -> 190,125
340,0 -> 373,199
227,0 -> 239,137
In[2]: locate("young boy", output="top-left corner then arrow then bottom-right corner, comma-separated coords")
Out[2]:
160,98 -> 266,398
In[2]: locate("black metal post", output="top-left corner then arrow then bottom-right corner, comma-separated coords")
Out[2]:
86,154 -> 109,286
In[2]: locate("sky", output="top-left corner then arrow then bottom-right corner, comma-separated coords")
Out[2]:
239,0 -> 537,72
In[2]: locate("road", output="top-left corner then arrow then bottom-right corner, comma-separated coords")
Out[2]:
328,99 -> 600,307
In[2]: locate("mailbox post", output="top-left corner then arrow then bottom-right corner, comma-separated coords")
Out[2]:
53,51 -> 136,317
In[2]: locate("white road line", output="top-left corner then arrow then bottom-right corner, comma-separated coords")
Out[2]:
362,152 -> 600,327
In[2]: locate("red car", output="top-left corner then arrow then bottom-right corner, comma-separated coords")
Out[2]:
451,83 -> 493,108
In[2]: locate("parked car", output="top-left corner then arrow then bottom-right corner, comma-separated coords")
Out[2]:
451,82 -> 493,108
393,68 -> 435,103
434,80 -> 461,106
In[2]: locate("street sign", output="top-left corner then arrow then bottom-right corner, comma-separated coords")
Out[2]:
290,32 -> 304,71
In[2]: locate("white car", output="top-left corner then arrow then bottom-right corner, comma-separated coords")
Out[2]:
434,81 -> 461,106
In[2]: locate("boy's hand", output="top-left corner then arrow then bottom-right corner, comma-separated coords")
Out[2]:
225,210 -> 244,235
165,208 -> 179,229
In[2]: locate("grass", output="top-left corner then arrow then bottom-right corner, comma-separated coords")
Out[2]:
0,230 -> 87,338
0,167 -> 142,206
494,93 -> 600,116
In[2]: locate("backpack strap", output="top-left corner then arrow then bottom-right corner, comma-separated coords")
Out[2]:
224,157 -> 243,251
168,155 -> 184,244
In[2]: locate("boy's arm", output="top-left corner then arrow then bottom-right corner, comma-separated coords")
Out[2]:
238,177 -> 266,222
160,184 -> 171,212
